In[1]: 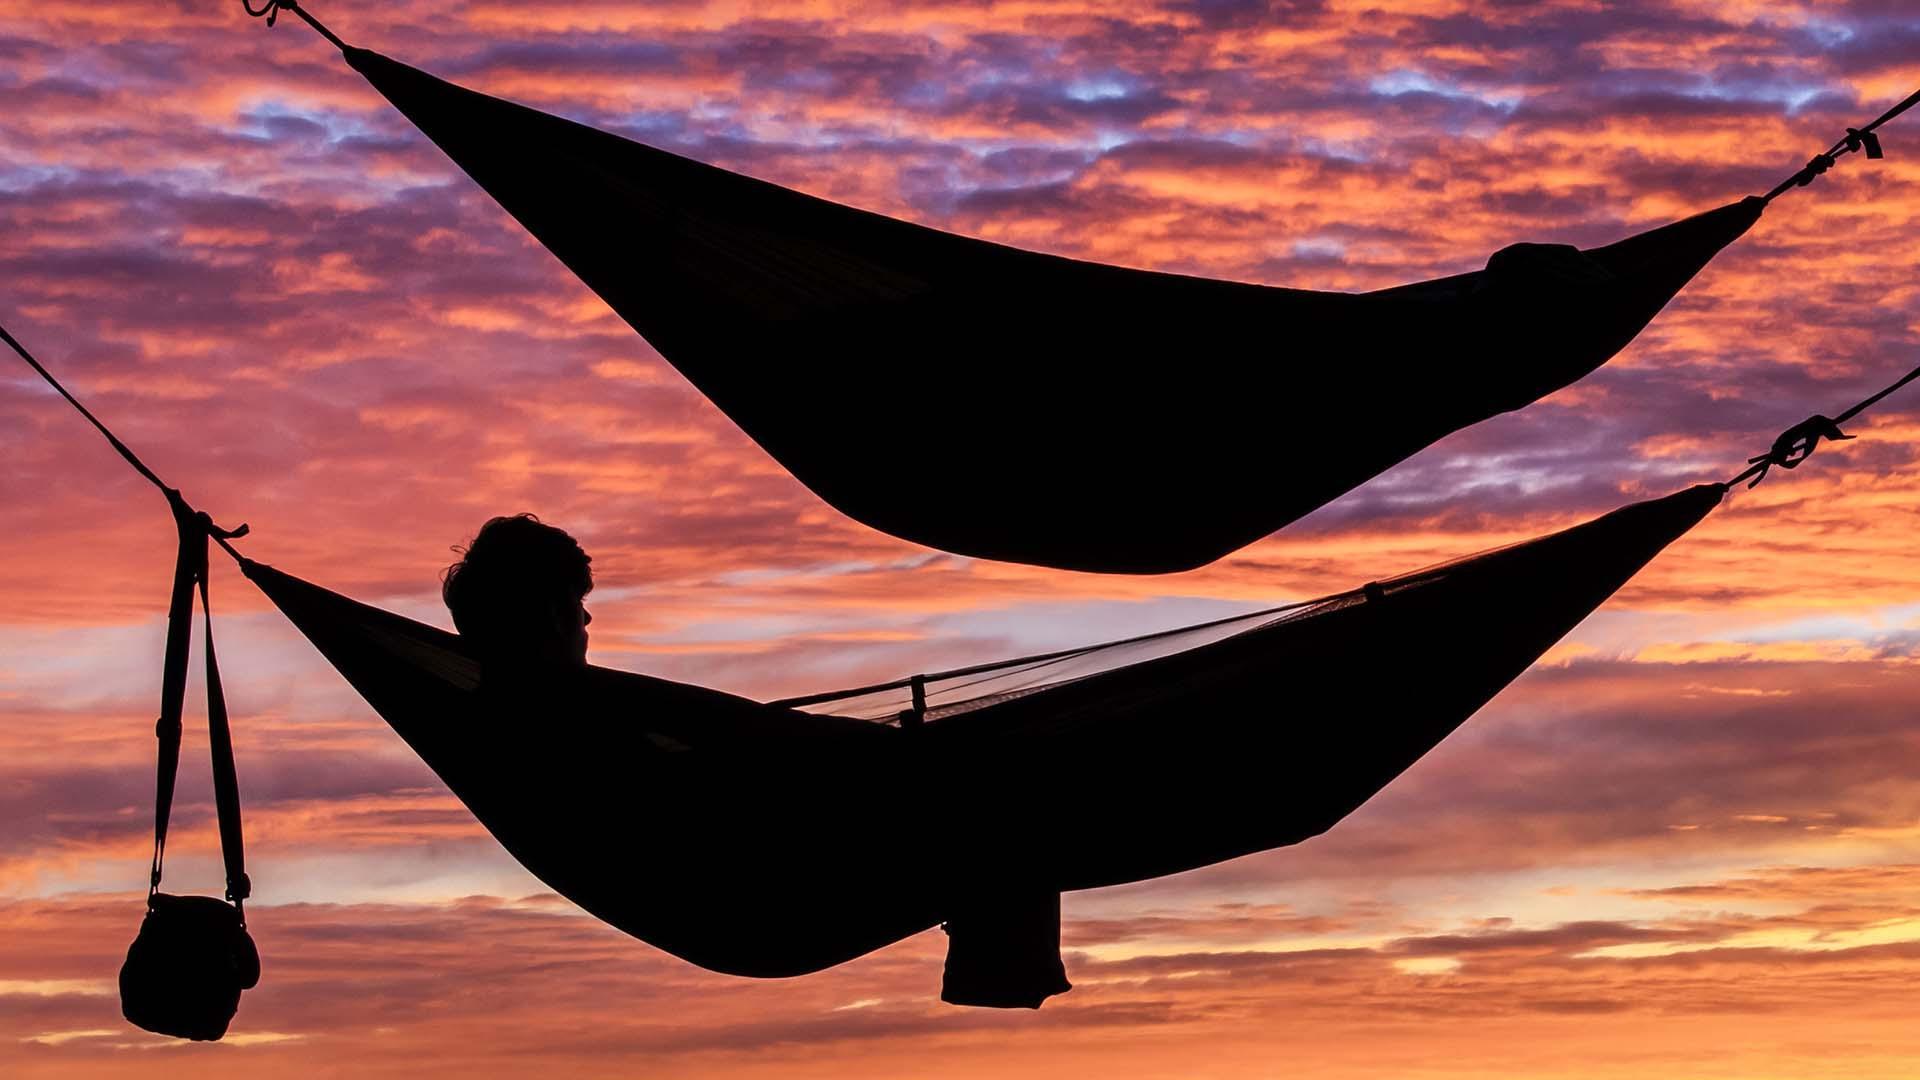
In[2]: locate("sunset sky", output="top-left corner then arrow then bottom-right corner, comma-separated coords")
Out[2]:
6,0 -> 1920,1076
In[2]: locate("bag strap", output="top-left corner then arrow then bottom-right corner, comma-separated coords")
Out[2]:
200,565 -> 251,907
148,491 -> 202,900
148,489 -> 251,914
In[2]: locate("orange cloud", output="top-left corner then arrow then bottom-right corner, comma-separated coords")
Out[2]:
10,1 -> 1920,1075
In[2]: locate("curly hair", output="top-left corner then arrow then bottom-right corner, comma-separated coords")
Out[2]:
441,514 -> 593,645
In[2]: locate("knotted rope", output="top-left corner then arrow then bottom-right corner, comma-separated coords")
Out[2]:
1765,88 -> 1920,202
242,0 -> 350,53
1727,363 -> 1920,489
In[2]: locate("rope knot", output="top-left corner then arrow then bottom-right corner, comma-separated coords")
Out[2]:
1845,127 -> 1886,160
1745,414 -> 1855,488
164,487 -> 250,545
196,511 -> 251,542
238,0 -> 347,53
1795,152 -> 1837,187
243,0 -> 296,28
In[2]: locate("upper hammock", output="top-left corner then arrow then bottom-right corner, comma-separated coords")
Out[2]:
244,1 -> 1914,572
3,320 -> 1912,1009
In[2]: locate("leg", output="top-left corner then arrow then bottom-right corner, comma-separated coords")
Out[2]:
940,890 -> 1073,1009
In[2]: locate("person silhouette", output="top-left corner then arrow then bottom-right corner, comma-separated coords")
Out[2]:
441,514 -> 594,672
434,514 -> 1076,1007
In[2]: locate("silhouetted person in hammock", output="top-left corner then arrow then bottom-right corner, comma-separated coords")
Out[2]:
442,514 -> 594,673
435,514 -> 1068,1007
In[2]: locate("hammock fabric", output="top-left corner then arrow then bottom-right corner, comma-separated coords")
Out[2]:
331,43 -> 1761,573
237,483 -> 1723,1003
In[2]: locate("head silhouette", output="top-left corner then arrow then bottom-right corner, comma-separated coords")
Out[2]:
443,514 -> 593,669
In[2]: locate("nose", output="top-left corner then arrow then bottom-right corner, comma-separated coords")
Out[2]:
583,608 -> 593,626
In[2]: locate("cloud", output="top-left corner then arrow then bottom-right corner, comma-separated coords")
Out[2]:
8,0 -> 1920,1075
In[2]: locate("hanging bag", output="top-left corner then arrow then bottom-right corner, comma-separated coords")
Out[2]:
120,492 -> 260,1041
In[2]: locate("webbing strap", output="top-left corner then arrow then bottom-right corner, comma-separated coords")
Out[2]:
147,495 -> 199,896
201,558 -> 251,905
148,490 -> 252,913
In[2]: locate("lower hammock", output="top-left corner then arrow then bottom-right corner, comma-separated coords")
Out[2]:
4,322 -> 1906,1018
240,484 -> 1724,1006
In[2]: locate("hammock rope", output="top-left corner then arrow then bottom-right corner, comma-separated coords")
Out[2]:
1765,88 -> 1920,202
0,323 -> 249,555
1725,362 -> 1920,489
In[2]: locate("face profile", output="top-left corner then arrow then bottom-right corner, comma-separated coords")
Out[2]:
441,514 -> 594,670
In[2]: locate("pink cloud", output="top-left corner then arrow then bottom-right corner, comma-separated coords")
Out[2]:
8,1 -> 1920,1074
